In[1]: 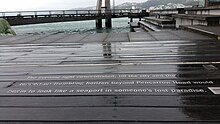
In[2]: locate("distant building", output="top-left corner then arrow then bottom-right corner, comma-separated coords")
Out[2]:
206,0 -> 220,6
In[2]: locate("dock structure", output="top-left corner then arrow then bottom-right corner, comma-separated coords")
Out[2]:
206,0 -> 220,6
0,30 -> 220,123
180,25 -> 220,40
148,6 -> 220,28
96,0 -> 112,28
136,6 -> 220,40
0,9 -> 145,28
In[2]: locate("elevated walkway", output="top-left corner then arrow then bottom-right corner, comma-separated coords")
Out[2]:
0,9 -> 144,26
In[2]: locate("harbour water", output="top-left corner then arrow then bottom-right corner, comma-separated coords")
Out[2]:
12,18 -> 137,35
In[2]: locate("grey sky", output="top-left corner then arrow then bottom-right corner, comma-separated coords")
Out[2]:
0,0 -> 147,11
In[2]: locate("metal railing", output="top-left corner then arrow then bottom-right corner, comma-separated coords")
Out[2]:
0,9 -> 141,18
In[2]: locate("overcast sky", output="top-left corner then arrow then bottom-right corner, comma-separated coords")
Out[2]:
0,0 -> 147,11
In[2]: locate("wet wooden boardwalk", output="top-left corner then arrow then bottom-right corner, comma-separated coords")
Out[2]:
0,31 -> 220,123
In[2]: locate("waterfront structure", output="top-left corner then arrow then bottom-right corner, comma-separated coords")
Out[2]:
147,2 -> 220,32
0,30 -> 220,123
96,0 -> 112,28
206,0 -> 220,6
0,9 -> 144,27
0,1 -> 220,123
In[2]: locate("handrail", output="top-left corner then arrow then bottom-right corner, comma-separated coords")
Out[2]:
0,9 -> 140,13
0,9 -> 141,17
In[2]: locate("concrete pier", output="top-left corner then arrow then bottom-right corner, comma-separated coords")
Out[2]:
96,0 -> 112,28
96,19 -> 102,29
105,0 -> 112,28
105,18 -> 112,28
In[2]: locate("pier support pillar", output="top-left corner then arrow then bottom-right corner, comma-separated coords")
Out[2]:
105,18 -> 112,28
96,0 -> 112,29
139,18 -> 141,21
96,0 -> 103,29
105,0 -> 112,28
96,19 -> 102,28
205,0 -> 209,7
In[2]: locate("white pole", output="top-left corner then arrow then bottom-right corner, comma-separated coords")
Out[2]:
113,0 -> 115,14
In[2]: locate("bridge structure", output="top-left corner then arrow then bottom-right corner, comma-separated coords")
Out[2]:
0,9 -> 146,29
0,0 -> 148,28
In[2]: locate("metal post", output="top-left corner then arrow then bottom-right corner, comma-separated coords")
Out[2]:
34,11 -> 37,18
2,12 -> 5,17
96,19 -> 102,29
105,0 -> 112,28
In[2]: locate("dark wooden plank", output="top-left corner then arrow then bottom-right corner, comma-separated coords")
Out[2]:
0,107 -> 220,121
81,33 -> 108,42
0,96 -> 115,107
0,96 -> 219,107
105,33 -> 129,42
129,32 -> 156,41
116,95 -> 220,107
28,34 -> 69,44
4,35 -> 51,44
0,32 -> 220,123
160,30 -> 212,40
0,36 -> 14,41
1,122 -> 220,124
11,79 -> 220,87
0,71 -> 220,81
53,34 -> 89,43
0,35 -> 30,45
0,82 -> 13,88
0,86 -> 214,96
